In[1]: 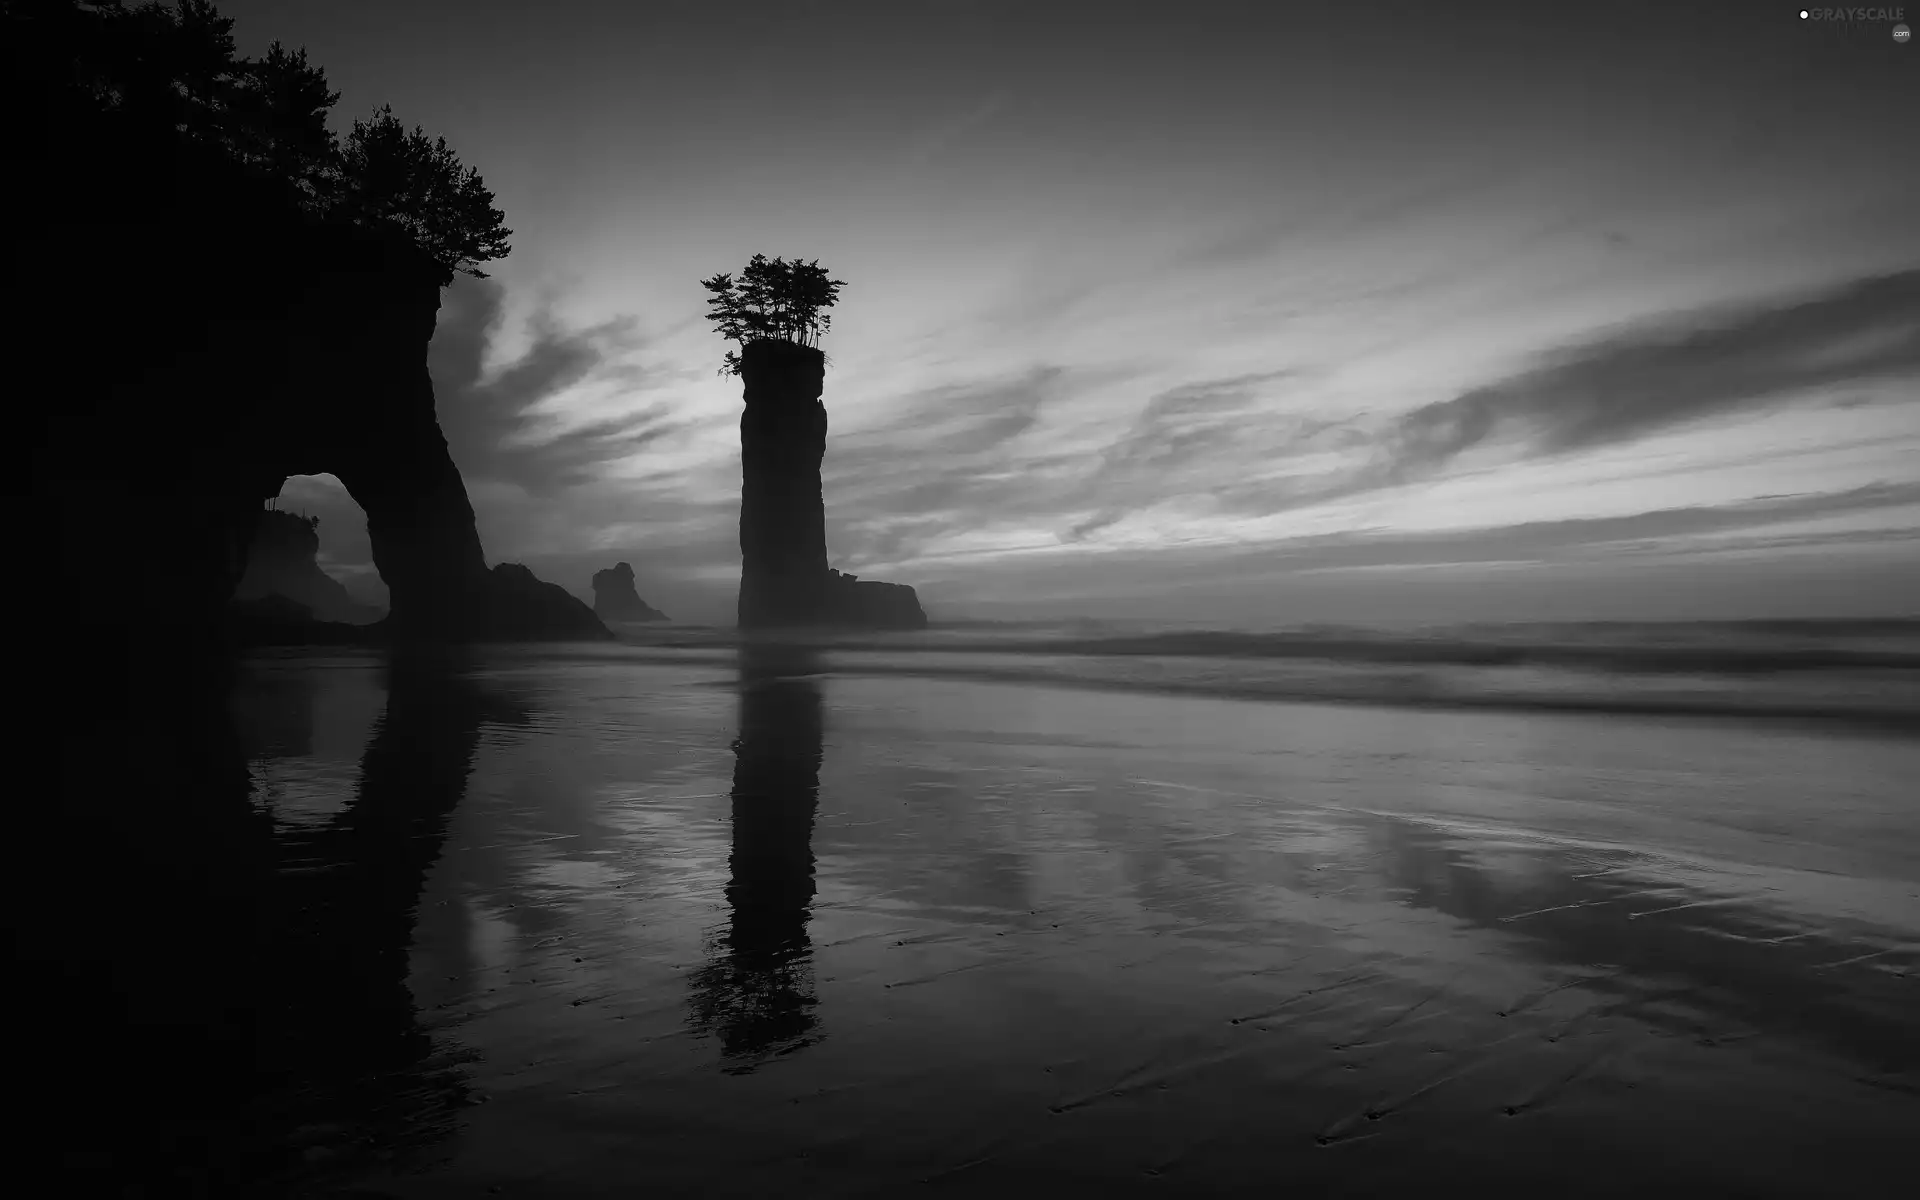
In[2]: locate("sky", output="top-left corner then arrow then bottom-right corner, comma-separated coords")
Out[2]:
223,0 -> 1920,626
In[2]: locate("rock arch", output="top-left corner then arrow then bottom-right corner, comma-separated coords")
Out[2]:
24,189 -> 603,652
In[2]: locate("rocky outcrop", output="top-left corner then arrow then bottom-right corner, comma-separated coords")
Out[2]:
233,509 -> 381,625
823,570 -> 927,630
591,561 -> 668,622
226,594 -> 369,647
735,339 -> 928,630
482,563 -> 608,640
19,110 -> 609,659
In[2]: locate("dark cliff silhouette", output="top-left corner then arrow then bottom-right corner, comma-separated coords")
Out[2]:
22,192 -> 606,651
591,561 -> 669,622
687,644 -> 827,1070
10,0 -> 606,665
233,507 -> 382,624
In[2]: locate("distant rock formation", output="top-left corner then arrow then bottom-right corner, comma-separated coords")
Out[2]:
233,509 -> 381,625
221,562 -> 601,648
823,570 -> 926,630
482,563 -> 608,640
591,562 -> 668,622
736,339 -> 928,630
23,124 -> 610,652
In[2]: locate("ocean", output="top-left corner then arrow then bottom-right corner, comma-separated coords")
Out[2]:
598,616 -> 1920,731
137,619 -> 1920,1194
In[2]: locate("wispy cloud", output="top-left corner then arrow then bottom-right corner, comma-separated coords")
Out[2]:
822,362 -> 1144,565
429,276 -> 688,497
1261,481 -> 1920,572
1172,267 -> 1920,524
1064,368 -> 1344,539
902,481 -> 1920,609
1366,268 -> 1920,487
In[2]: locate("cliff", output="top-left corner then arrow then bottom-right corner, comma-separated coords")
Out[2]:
736,339 -> 928,630
17,99 -> 609,662
592,562 -> 669,622
233,509 -> 381,625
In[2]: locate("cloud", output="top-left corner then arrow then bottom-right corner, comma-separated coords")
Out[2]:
1367,268 -> 1920,487
1257,480 -> 1920,572
1181,268 -> 1920,524
905,481 -> 1920,613
428,275 -> 683,498
646,266 -> 1920,593
1064,368 -> 1344,539
821,363 -> 1138,565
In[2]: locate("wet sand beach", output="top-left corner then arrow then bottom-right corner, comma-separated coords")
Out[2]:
110,643 -> 1920,1195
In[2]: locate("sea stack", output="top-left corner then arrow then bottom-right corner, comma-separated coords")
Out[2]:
735,341 -> 929,630
705,255 -> 926,630
738,339 -> 833,628
592,561 -> 668,621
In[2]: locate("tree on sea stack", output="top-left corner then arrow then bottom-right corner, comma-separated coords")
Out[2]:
704,253 -> 844,628
700,254 -> 847,376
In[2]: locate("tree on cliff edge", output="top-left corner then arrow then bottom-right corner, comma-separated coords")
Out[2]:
700,254 -> 847,376
4,0 -> 510,286
335,105 -> 513,286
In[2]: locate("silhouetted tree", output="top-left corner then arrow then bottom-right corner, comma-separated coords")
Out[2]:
701,254 -> 847,376
335,105 -> 513,286
5,0 -> 510,285
221,40 -> 343,209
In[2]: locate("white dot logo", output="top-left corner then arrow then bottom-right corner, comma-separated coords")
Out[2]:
1799,8 -> 1809,16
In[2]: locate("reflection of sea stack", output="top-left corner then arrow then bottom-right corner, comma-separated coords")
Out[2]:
687,646 -> 826,1069
735,340 -> 928,629
590,561 -> 667,622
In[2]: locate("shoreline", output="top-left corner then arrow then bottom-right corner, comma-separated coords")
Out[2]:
239,639 -> 1920,736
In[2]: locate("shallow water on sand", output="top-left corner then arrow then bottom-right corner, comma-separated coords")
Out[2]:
227,645 -> 1918,1197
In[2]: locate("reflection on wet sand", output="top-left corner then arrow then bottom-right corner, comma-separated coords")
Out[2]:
22,648 -> 540,1196
47,652 -> 1918,1197
250,649 -> 533,1191
1361,809 -> 1920,1079
687,643 -> 827,1071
